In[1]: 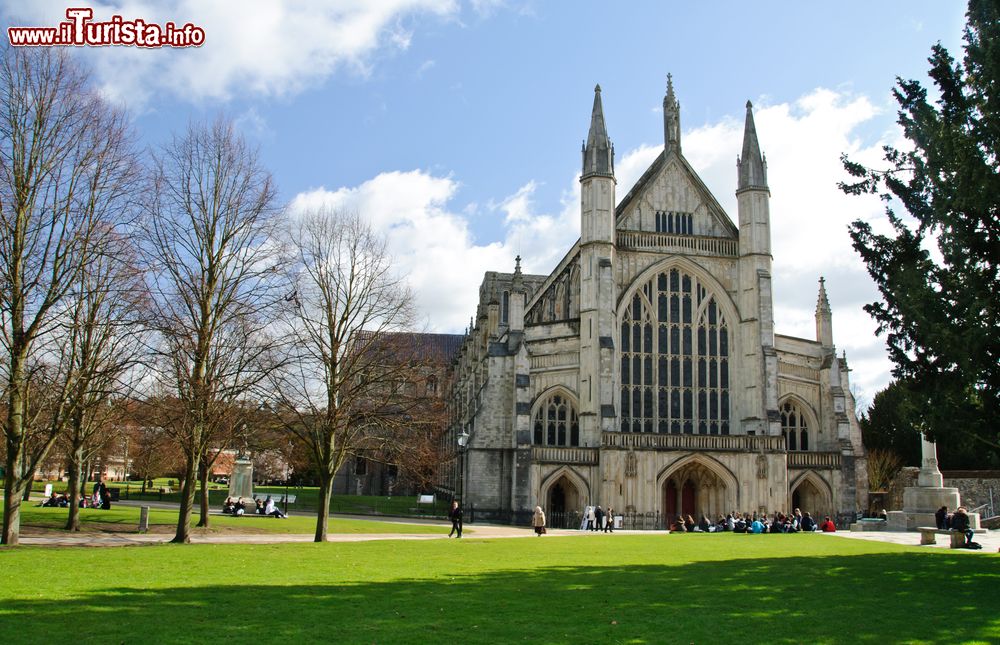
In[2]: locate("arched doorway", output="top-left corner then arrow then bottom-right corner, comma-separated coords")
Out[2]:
661,458 -> 736,523
790,473 -> 832,517
546,475 -> 581,528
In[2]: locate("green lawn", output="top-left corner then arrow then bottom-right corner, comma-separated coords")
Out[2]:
0,534 -> 997,644
31,480 -> 448,517
17,504 -> 451,536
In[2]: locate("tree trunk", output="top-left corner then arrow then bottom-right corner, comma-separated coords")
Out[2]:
314,473 -> 334,542
171,449 -> 200,544
2,447 -> 27,546
196,461 -> 210,528
66,446 -> 84,531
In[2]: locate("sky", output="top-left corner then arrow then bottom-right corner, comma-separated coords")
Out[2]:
2,1 -> 971,404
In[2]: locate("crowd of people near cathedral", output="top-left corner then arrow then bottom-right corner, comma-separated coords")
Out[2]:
222,495 -> 286,518
668,509 -> 837,533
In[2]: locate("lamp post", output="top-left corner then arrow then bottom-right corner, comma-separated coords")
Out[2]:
457,430 -> 469,504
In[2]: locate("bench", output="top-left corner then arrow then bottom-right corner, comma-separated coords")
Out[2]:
158,487 -> 173,494
917,527 -> 973,548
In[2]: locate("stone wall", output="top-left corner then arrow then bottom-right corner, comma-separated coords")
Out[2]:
884,468 -> 999,517
943,471 -> 1000,516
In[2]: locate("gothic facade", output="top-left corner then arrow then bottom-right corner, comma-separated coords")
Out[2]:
447,79 -> 867,526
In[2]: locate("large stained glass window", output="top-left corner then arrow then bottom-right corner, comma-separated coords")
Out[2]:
620,268 -> 730,435
780,400 -> 810,451
532,393 -> 580,446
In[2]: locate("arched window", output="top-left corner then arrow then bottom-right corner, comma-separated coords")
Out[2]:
532,393 -> 580,447
620,268 -> 730,435
780,400 -> 811,451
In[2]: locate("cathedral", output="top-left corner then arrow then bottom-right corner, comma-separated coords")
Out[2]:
446,78 -> 867,527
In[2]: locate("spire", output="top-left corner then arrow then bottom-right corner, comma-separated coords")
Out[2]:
815,277 -> 833,347
816,277 -> 831,314
737,100 -> 768,192
581,84 -> 614,180
663,73 -> 681,153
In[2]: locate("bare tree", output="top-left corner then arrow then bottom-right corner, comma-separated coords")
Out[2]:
125,406 -> 183,493
268,209 -> 423,541
0,48 -> 138,546
58,231 -> 148,531
142,117 -> 282,543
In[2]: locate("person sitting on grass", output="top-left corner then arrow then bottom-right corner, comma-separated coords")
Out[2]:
800,512 -> 817,532
750,516 -> 765,534
255,497 -> 266,515
264,496 -> 286,518
820,516 -> 836,532
234,497 -> 246,516
222,497 -> 235,514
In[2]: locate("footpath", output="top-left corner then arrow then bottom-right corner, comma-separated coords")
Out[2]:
18,526 -> 998,550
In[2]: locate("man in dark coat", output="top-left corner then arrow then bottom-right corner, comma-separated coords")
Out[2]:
951,507 -> 973,546
448,500 -> 463,538
594,506 -> 605,532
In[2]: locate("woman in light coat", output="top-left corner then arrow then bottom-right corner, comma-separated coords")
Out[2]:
532,506 -> 546,536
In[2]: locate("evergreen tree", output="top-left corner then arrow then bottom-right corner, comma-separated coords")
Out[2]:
842,0 -> 1000,456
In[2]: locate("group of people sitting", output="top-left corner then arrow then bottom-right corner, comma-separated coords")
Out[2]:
40,493 -> 71,508
39,482 -> 113,510
670,509 -> 837,534
222,495 -> 286,518
935,505 -> 976,546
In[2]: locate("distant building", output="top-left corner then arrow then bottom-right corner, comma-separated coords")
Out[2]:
448,78 -> 867,526
333,331 -> 464,496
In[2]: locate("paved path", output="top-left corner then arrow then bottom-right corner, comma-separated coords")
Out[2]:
15,522 -> 573,547
15,518 -> 998,551
830,528 -> 1000,552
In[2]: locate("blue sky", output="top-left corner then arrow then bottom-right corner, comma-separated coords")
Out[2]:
2,1 -> 970,402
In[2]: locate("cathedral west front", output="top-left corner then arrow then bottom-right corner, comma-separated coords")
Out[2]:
446,77 -> 868,527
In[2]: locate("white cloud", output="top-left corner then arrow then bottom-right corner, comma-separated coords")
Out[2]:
0,0 -> 458,106
676,88 -> 896,402
287,87 -> 898,400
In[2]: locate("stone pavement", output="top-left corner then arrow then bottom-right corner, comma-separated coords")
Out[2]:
15,520 -> 998,551
830,528 -> 1000,553
16,521 -> 573,547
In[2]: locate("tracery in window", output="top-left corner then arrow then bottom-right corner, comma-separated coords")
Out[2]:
780,400 -> 811,451
620,268 -> 730,434
532,393 -> 580,446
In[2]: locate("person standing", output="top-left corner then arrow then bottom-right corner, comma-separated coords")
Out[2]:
99,481 -> 111,510
586,505 -> 596,531
604,506 -> 615,533
448,500 -> 463,538
594,506 -> 605,532
532,506 -> 546,536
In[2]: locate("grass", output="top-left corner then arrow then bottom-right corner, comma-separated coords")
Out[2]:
16,504 -> 452,536
0,533 -> 997,644
31,480 -> 447,517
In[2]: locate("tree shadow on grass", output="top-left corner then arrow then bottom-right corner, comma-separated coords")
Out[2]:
2,552 -> 999,644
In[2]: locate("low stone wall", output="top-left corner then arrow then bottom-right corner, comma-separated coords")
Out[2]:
881,469 -> 1000,517
942,471 -> 1000,515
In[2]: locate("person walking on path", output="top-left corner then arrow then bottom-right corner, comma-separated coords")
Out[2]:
604,506 -> 615,533
594,506 -> 605,532
532,506 -> 546,536
448,500 -> 463,538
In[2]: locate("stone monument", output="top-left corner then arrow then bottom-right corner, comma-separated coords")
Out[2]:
228,458 -> 254,501
886,434 -> 977,531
